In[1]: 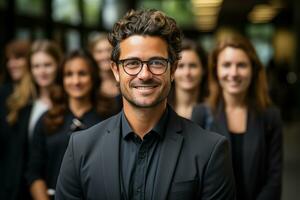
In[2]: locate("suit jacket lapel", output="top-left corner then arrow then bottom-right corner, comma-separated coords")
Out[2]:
242,110 -> 262,188
214,107 -> 263,195
212,108 -> 232,148
100,114 -> 122,199
153,109 -> 183,200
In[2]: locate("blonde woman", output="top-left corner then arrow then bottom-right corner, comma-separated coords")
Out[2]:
27,40 -> 63,140
0,39 -> 34,200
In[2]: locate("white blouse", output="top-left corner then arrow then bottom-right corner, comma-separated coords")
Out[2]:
28,99 -> 49,140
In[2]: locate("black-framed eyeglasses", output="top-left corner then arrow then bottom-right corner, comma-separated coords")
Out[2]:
118,58 -> 170,76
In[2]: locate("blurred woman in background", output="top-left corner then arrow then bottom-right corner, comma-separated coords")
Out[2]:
0,39 -> 34,200
27,40 -> 63,140
168,38 -> 208,119
89,33 -> 121,118
0,39 -> 34,126
192,34 -> 283,200
26,50 -> 104,200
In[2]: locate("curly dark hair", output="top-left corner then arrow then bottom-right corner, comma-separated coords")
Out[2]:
108,9 -> 182,65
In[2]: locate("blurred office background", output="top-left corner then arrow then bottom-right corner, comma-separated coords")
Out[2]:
0,0 -> 299,199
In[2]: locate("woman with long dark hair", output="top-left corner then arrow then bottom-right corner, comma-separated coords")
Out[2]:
26,50 -> 104,200
168,38 -> 208,119
192,34 -> 283,200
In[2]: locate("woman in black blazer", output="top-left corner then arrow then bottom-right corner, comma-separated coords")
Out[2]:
26,50 -> 105,200
191,34 -> 283,200
0,39 -> 34,200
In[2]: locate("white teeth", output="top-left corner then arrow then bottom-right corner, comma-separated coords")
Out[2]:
134,86 -> 156,90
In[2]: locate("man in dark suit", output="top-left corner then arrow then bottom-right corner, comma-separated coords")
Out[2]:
55,9 -> 235,200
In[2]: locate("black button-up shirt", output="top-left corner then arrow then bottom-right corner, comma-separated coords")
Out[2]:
120,108 -> 169,200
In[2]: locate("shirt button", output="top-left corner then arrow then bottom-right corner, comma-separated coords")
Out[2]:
139,152 -> 146,159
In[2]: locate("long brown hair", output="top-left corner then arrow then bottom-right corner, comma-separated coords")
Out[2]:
28,39 -> 63,97
44,49 -> 102,133
5,39 -> 35,125
169,38 -> 209,107
88,33 -> 121,118
207,34 -> 271,112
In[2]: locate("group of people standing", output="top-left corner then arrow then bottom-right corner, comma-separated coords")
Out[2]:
1,8 -> 282,200
171,34 -> 282,199
0,36 -> 121,200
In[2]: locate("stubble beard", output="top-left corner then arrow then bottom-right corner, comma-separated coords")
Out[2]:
120,80 -> 171,109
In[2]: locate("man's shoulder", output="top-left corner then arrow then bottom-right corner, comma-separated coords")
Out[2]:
179,116 -> 227,150
171,115 -> 229,166
168,107 -> 226,146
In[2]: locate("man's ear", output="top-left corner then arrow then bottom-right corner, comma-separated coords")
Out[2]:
170,61 -> 178,82
111,62 -> 120,82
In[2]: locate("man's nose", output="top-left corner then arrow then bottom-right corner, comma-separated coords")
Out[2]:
137,63 -> 153,79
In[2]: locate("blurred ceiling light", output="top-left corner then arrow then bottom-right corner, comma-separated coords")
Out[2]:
195,17 -> 217,31
192,6 -> 220,16
191,0 -> 223,7
248,4 -> 279,23
191,0 -> 223,31
195,16 -> 217,24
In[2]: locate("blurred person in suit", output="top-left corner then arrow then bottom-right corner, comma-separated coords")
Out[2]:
168,38 -> 208,119
89,33 -> 122,118
26,50 -> 104,200
192,34 -> 283,200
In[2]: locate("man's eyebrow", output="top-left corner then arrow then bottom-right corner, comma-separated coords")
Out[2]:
148,56 -> 168,60
119,56 -> 140,60
120,56 -> 168,60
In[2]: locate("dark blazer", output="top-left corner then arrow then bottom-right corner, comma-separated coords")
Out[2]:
0,83 -> 32,200
55,108 -> 236,200
26,109 -> 103,190
191,104 -> 283,200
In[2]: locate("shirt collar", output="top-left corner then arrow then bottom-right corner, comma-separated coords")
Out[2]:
121,107 -> 169,139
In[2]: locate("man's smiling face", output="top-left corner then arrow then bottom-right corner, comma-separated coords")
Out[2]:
111,35 -> 175,108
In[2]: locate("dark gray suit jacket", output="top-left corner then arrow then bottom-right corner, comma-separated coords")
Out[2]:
192,104 -> 283,200
55,108 -> 235,200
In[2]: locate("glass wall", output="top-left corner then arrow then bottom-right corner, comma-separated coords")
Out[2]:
137,0 -> 194,28
84,0 -> 102,26
53,0 -> 81,25
16,0 -> 43,16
